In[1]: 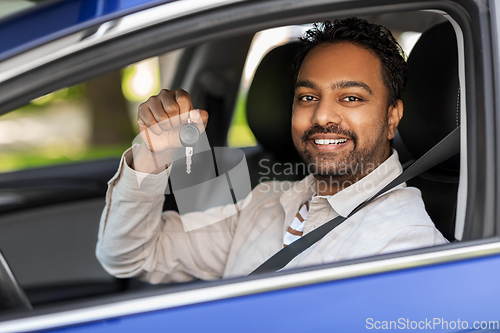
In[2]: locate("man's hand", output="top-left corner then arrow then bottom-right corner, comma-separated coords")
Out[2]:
132,89 -> 208,173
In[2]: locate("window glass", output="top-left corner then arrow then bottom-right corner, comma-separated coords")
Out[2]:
0,53 -> 178,172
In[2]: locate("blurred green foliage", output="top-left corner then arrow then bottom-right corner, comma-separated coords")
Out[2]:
27,85 -> 86,109
227,93 -> 257,147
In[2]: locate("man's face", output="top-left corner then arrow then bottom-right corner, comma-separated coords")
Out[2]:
291,42 -> 402,186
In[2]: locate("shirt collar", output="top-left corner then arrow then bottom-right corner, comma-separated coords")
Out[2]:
279,173 -> 316,219
280,149 -> 403,217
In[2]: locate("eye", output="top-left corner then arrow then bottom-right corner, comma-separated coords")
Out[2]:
299,95 -> 318,102
342,96 -> 362,102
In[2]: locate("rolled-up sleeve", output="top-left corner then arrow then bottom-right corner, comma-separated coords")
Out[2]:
96,147 -> 238,284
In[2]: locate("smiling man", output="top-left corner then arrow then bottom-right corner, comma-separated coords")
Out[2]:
292,23 -> 405,197
96,18 -> 448,283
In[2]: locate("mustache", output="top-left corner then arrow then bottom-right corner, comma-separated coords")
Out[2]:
302,124 -> 357,142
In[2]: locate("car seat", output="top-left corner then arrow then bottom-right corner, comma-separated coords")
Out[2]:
245,21 -> 460,241
398,21 -> 460,241
245,42 -> 305,188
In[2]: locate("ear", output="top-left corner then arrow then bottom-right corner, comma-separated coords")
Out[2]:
387,100 -> 403,140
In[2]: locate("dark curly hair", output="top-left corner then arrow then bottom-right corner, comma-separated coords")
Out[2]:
294,18 -> 408,107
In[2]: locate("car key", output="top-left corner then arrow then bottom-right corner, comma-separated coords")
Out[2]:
179,113 -> 200,174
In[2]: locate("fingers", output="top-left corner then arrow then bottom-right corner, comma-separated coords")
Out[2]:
158,89 -> 180,129
189,109 -> 209,134
137,89 -> 207,153
200,109 -> 209,128
157,88 -> 193,128
138,89 -> 195,135
151,91 -> 173,132
138,102 -> 162,135
174,89 -> 193,125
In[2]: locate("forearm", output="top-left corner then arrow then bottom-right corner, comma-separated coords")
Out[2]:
96,147 -> 238,283
96,148 -> 172,280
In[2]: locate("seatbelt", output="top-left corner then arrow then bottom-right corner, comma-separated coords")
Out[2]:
249,126 -> 461,275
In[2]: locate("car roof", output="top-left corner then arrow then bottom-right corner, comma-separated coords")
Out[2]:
0,0 -> 175,62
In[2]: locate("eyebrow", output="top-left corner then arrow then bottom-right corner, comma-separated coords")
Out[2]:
295,79 -> 373,95
295,79 -> 318,90
333,80 -> 373,95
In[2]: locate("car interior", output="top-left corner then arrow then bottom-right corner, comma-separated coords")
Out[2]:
0,4 -> 471,318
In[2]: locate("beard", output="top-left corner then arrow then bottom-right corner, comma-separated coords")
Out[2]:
295,123 -> 388,184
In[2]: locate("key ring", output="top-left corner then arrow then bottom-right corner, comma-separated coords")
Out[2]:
179,110 -> 200,147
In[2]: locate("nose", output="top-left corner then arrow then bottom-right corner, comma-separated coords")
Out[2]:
311,98 -> 342,127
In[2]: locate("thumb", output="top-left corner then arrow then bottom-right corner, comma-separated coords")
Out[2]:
190,109 -> 208,133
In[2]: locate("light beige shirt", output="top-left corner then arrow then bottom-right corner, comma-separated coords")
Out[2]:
96,148 -> 448,284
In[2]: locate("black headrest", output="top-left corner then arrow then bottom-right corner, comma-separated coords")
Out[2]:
246,42 -> 301,161
399,22 -> 460,172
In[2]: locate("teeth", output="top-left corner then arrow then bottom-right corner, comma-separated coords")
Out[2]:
314,138 -> 348,145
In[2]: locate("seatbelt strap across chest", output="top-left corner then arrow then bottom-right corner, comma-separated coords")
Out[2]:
249,126 -> 461,276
